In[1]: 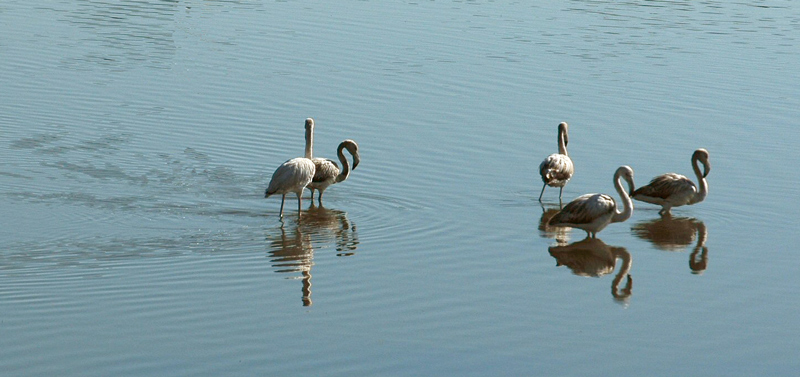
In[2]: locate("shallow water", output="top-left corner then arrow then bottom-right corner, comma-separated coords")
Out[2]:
2,1 -> 799,375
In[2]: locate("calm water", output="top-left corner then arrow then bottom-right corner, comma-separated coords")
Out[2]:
2,1 -> 799,375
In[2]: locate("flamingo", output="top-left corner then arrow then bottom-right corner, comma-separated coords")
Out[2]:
631,148 -> 710,216
308,139 -> 360,206
548,166 -> 635,238
539,122 -> 574,202
265,118 -> 316,217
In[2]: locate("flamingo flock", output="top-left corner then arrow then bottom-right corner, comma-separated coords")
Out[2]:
263,118 -> 710,306
537,121 -> 711,237
265,119 -> 711,233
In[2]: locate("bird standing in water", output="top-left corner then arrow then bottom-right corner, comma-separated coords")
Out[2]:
539,122 -> 574,202
631,148 -> 710,216
548,166 -> 635,238
265,118 -> 316,217
308,139 -> 360,206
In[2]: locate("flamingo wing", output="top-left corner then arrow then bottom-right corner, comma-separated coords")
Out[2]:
312,158 -> 340,183
550,193 -> 615,226
266,157 -> 315,196
632,173 -> 696,200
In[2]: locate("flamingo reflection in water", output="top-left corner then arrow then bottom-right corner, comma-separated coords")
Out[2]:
304,204 -> 359,256
631,216 -> 709,274
267,206 -> 359,306
548,238 -> 633,304
538,204 -> 571,244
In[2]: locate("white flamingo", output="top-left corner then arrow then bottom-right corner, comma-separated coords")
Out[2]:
539,122 -> 574,202
631,148 -> 710,216
308,139 -> 360,206
265,118 -> 316,217
548,166 -> 635,238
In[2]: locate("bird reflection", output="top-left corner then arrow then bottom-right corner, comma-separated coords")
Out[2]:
266,205 -> 358,306
548,238 -> 633,305
631,216 -> 709,274
304,204 -> 359,256
538,204 -> 570,243
268,221 -> 314,306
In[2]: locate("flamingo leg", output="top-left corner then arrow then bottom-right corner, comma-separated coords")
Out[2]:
317,190 -> 324,206
538,183 -> 547,202
296,190 -> 304,216
558,186 -> 564,200
279,194 -> 286,217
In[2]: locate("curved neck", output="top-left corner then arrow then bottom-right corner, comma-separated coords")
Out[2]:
335,143 -> 351,183
557,128 -> 568,156
691,156 -> 708,204
611,172 -> 633,224
304,123 -> 314,159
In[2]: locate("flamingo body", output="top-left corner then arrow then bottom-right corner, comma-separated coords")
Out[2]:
540,154 -> 573,188
631,173 -> 696,207
550,193 -> 617,237
549,166 -> 635,238
539,122 -> 574,202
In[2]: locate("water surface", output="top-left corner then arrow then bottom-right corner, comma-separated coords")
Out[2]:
2,1 -> 799,375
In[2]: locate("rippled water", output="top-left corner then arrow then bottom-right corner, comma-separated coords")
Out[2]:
2,1 -> 799,375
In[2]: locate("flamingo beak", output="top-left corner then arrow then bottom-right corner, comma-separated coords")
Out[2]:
350,145 -> 360,170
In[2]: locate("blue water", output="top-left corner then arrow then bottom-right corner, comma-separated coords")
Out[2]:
2,1 -> 799,375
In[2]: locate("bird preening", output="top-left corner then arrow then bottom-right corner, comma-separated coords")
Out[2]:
539,122 -> 574,203
265,118 -> 360,217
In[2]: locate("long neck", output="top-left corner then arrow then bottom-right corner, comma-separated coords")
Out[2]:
557,128 -> 568,156
304,124 -> 314,159
611,172 -> 633,224
334,143 -> 351,183
690,156 -> 708,204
